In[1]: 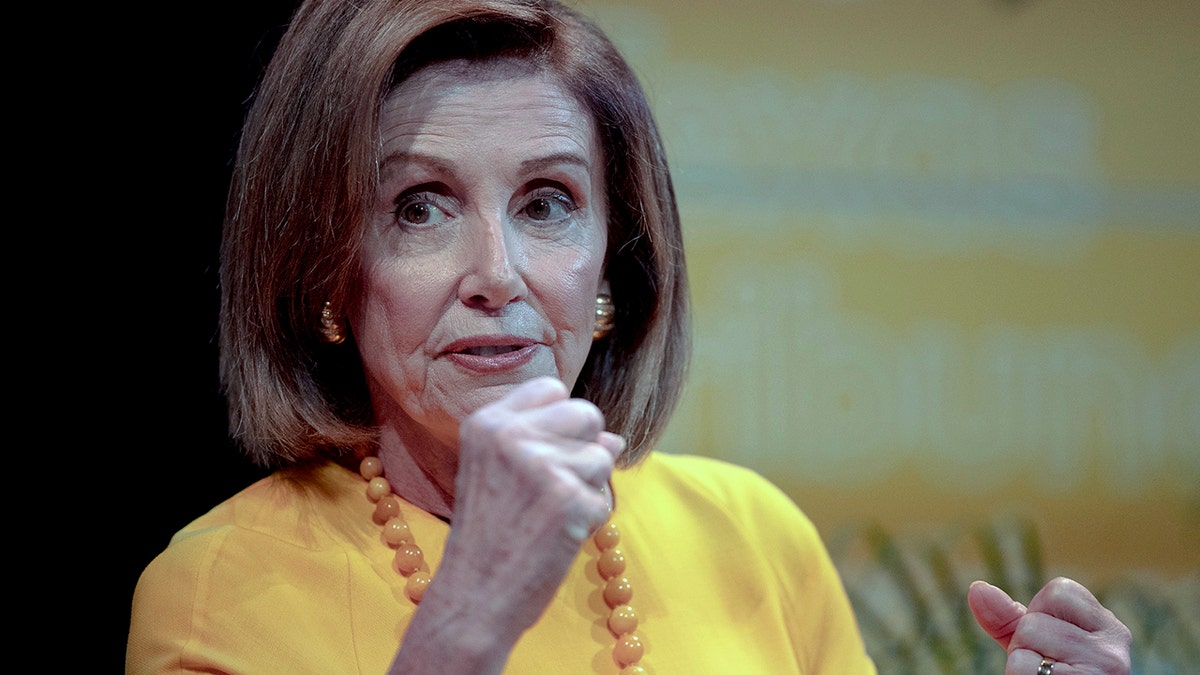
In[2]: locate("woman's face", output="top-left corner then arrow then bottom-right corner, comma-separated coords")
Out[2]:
350,63 -> 609,448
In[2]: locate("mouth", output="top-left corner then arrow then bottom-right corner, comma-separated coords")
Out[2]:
441,335 -> 538,357
441,335 -> 540,373
457,345 -> 525,356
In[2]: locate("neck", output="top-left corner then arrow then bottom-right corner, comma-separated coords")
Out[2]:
374,417 -> 459,521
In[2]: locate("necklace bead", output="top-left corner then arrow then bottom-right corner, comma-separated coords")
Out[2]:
394,544 -> 425,576
360,456 -> 383,479
613,633 -> 644,667
594,521 -> 621,549
597,547 -> 626,579
608,604 -> 638,635
373,495 -> 401,523
604,576 -> 634,606
405,570 -> 432,603
366,476 -> 392,501
382,518 -> 413,546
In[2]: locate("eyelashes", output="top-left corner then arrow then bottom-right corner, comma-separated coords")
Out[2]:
521,188 -> 578,222
391,184 -> 579,230
391,182 -> 452,228
394,194 -> 450,228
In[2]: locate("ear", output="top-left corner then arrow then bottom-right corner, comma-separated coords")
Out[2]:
598,277 -> 611,295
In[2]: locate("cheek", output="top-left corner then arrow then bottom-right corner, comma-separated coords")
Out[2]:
351,261 -> 440,355
536,250 -> 606,331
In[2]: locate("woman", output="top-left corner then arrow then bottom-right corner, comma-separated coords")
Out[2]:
127,1 -> 1131,673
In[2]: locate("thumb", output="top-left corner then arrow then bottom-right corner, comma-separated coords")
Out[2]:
968,580 -> 1027,650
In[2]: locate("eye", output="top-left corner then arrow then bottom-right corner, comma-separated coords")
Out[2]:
400,201 -> 436,224
393,192 -> 450,228
522,191 -> 576,222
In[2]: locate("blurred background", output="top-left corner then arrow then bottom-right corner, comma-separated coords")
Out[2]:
108,0 -> 1197,671
576,0 -> 1198,670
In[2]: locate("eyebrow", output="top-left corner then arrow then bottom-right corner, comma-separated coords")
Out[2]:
520,152 -> 592,174
379,151 -> 453,176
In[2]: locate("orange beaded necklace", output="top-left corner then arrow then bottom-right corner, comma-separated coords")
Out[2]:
358,456 -> 647,673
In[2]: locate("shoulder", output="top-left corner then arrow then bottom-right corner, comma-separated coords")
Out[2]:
170,462 -> 365,544
623,452 -> 818,528
127,463 -> 376,670
631,451 -> 782,492
619,451 -> 825,557
137,461 -> 373,589
616,453 -> 875,672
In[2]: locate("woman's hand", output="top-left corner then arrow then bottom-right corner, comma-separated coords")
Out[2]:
968,577 -> 1132,675
390,377 -> 623,674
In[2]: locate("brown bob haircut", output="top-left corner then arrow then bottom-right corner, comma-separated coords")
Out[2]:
221,0 -> 690,468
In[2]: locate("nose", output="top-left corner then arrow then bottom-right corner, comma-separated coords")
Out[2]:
458,213 -> 527,310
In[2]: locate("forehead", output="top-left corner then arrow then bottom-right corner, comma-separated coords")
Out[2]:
380,60 -> 599,160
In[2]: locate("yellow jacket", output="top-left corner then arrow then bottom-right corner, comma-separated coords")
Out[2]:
128,452 -> 874,674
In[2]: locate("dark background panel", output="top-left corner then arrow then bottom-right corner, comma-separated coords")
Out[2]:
99,2 -> 300,667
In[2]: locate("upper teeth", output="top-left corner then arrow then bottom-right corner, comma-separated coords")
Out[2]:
463,346 -> 518,356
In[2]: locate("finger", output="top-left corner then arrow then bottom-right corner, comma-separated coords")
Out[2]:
495,376 -> 569,412
595,431 -> 627,460
1013,579 -> 1133,675
519,452 -> 612,543
1026,577 -> 1110,634
518,398 -> 605,442
562,481 -> 612,544
1008,609 -> 1092,663
968,580 -> 1026,650
461,379 -> 573,442
1006,649 -> 1061,675
1004,649 -> 1118,675
522,438 -> 616,489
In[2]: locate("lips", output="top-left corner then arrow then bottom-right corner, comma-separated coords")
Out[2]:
441,335 -> 541,373
442,335 -> 537,355
458,345 -> 523,356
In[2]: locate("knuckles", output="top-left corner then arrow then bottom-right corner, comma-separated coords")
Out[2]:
1010,612 -> 1068,651
457,387 -> 613,523
556,398 -> 605,436
462,395 -> 606,449
1008,581 -> 1133,675
461,404 -> 510,437
458,392 -> 614,488
1039,576 -> 1087,605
